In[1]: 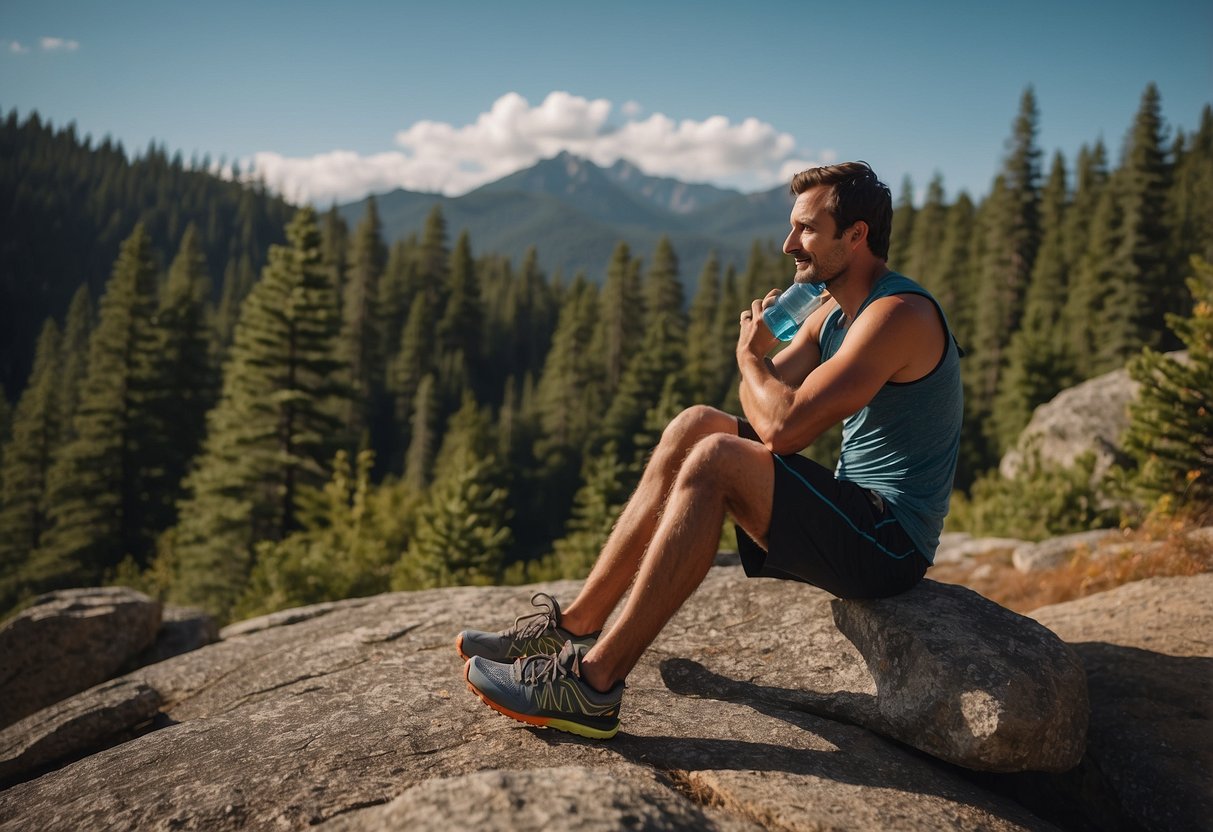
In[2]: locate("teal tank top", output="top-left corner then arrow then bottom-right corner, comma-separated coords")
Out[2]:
818,272 -> 963,563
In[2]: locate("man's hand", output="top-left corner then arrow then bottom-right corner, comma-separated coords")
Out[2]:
736,289 -> 782,359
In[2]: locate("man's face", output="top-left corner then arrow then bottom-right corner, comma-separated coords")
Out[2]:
783,186 -> 853,285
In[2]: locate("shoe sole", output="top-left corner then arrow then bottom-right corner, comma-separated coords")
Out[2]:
462,661 -> 620,740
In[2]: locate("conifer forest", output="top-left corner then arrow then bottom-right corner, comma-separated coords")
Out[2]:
2,85 -> 1211,623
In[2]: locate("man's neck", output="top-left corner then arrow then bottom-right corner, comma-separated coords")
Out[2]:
829,258 -> 891,322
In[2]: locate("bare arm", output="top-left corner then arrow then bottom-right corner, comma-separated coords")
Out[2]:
737,294 -> 942,455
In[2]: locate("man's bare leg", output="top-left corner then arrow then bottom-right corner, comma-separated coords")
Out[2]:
577,433 -> 775,692
559,405 -> 741,636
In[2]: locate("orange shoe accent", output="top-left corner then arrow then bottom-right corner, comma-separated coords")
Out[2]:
455,633 -> 470,661
463,661 -> 551,729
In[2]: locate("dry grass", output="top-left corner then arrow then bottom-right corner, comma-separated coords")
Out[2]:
929,519 -> 1213,614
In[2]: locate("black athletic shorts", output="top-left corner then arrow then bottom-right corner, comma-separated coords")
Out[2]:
734,419 -> 929,599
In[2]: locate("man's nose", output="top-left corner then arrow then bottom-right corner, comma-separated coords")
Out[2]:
782,229 -> 798,255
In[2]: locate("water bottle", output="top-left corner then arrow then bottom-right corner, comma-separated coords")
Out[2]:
763,281 -> 827,341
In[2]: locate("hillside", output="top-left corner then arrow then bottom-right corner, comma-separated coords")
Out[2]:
0,112 -> 295,399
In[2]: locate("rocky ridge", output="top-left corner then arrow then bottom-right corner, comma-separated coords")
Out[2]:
1,565 -> 1206,830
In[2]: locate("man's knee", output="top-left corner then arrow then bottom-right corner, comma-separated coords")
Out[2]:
661,405 -> 735,451
680,434 -> 774,525
680,433 -> 753,486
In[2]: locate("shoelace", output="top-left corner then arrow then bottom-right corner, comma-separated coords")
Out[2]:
515,642 -> 579,686
504,592 -> 560,640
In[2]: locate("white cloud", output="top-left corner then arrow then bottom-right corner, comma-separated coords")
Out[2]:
39,37 -> 80,52
620,100 -> 644,118
248,91 -> 833,204
7,40 -> 30,54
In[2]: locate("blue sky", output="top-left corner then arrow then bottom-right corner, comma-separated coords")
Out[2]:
3,0 -> 1210,205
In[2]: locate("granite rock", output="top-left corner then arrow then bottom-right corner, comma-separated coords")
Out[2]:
0,587 -> 161,729
832,580 -> 1089,772
0,573 -> 1054,831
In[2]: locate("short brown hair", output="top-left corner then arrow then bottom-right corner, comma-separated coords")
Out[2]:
790,162 -> 892,260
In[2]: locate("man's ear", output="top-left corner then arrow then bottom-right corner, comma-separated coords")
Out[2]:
849,221 -> 869,248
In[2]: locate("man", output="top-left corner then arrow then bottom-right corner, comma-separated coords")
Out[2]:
458,161 -> 963,739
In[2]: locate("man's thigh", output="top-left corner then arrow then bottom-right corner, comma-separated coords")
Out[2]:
685,428 -> 775,550
733,420 -> 926,598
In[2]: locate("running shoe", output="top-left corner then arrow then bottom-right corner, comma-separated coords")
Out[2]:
464,640 -> 623,739
455,592 -> 598,662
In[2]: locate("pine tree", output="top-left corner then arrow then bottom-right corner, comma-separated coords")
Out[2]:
595,236 -> 686,458
642,236 -> 685,331
403,373 -> 439,491
436,230 -> 482,400
1124,256 -> 1213,510
55,285 -> 93,445
170,208 -> 347,619
1063,143 -> 1110,275
590,242 -> 643,398
512,247 -> 555,382
717,264 -> 744,414
548,443 -> 634,578
321,203 -> 350,306
377,239 -> 419,373
1169,105 -> 1213,267
1057,143 -> 1109,378
887,176 -> 916,271
387,293 -> 432,465
339,197 -> 387,442
972,88 -> 1043,451
685,252 -> 724,404
28,225 -> 161,591
992,152 -> 1075,450
535,277 -> 601,459
234,449 -> 413,619
143,225 -> 216,537
932,193 -> 977,349
1098,83 -> 1174,368
430,393 -> 493,485
597,307 -> 687,462
392,435 -> 511,590
418,204 -> 449,286
214,252 -> 257,353
739,241 -> 780,309
533,277 -> 602,541
906,173 -> 947,287
1064,154 -> 1121,378
0,321 -> 61,609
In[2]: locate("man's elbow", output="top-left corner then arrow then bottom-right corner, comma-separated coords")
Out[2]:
763,423 -> 807,457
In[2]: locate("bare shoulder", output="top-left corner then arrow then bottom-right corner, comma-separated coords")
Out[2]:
853,294 -> 946,381
852,294 -> 941,336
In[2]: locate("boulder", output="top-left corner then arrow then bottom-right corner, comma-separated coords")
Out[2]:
0,679 -> 161,786
999,366 -> 1137,480
935,534 -> 1028,564
832,580 -> 1088,772
0,572 -> 1054,831
1029,575 -> 1213,832
1000,353 -> 1192,483
0,587 -> 161,729
1011,529 -> 1120,573
1185,526 -> 1213,547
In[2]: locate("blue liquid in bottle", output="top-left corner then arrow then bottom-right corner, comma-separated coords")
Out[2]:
763,282 -> 826,341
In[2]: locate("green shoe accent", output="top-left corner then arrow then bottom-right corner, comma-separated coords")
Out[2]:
465,640 -> 623,740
